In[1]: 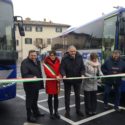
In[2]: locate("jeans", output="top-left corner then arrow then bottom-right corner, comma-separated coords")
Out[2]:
104,83 -> 121,108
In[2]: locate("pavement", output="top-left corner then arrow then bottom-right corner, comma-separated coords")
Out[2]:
0,82 -> 125,125
1,65 -> 125,125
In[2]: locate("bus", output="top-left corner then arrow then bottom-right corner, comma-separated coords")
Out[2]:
0,0 -> 24,101
52,8 -> 125,91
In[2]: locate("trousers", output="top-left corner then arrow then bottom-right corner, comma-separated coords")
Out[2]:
104,83 -> 121,108
64,82 -> 81,113
24,89 -> 39,118
84,91 -> 97,113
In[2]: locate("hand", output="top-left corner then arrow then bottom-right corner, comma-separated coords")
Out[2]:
94,76 -> 98,80
81,75 -> 85,80
81,75 -> 85,77
33,76 -> 37,78
63,76 -> 66,79
56,76 -> 61,81
97,79 -> 102,83
112,71 -> 118,74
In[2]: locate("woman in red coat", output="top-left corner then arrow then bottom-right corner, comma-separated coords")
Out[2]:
43,50 -> 61,119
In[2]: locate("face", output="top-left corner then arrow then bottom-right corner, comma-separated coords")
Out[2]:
112,53 -> 120,61
49,53 -> 56,61
92,58 -> 97,62
68,47 -> 76,58
29,52 -> 37,62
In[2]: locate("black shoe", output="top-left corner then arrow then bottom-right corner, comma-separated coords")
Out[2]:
50,114 -> 55,119
27,116 -> 37,123
54,113 -> 60,119
114,107 -> 121,112
86,111 -> 93,116
76,111 -> 84,117
92,112 -> 97,115
64,112 -> 70,118
34,112 -> 45,117
104,104 -> 109,110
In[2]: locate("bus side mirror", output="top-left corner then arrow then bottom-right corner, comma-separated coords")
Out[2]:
18,22 -> 25,36
14,16 -> 25,36
119,18 -> 125,35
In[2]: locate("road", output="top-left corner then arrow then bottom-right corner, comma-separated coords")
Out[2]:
0,64 -> 125,125
0,83 -> 125,125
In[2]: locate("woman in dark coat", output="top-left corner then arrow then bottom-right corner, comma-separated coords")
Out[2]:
43,50 -> 61,119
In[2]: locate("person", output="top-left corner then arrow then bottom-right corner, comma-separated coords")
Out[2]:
60,45 -> 85,118
101,50 -> 125,111
21,50 -> 45,123
83,53 -> 103,115
43,50 -> 61,119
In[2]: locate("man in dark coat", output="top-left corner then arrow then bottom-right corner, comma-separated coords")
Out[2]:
21,50 -> 44,123
60,45 -> 85,118
101,50 -> 125,111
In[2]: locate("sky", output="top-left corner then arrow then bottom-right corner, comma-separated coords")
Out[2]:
12,0 -> 125,27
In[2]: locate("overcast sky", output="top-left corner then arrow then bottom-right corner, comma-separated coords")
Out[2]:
12,0 -> 125,27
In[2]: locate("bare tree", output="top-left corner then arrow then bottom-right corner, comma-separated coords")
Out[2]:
34,38 -> 48,53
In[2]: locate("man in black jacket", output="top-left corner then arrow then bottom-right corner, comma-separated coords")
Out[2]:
60,45 -> 85,118
21,50 -> 44,123
101,50 -> 125,111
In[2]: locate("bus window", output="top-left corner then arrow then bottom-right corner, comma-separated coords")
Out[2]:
102,16 -> 117,60
118,12 -> 125,57
119,17 -> 125,35
119,35 -> 125,55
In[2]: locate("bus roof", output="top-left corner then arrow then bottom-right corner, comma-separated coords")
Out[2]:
0,0 -> 12,3
58,8 -> 125,38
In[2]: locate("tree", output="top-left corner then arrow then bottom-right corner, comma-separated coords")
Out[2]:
34,38 -> 47,53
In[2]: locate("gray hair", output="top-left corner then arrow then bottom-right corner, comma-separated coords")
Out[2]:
112,50 -> 121,55
68,45 -> 76,51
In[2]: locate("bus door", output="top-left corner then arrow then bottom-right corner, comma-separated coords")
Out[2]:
118,11 -> 125,93
118,11 -> 125,59
102,16 -> 117,63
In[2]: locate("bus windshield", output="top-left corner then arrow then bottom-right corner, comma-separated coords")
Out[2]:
0,0 -> 14,51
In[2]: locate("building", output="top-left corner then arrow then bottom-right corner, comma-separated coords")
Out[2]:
16,18 -> 70,61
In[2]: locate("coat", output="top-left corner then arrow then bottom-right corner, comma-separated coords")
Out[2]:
43,56 -> 61,94
60,52 -> 85,84
83,60 -> 103,91
101,56 -> 125,85
21,58 -> 44,91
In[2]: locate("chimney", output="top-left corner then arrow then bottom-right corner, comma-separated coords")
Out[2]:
43,18 -> 46,22
49,20 -> 52,23
25,17 -> 31,21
